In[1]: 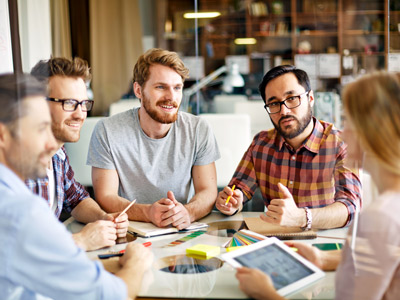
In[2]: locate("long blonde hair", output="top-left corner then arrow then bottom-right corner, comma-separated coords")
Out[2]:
342,71 -> 400,175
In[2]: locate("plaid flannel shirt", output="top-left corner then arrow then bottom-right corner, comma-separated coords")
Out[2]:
230,118 -> 362,226
25,146 -> 89,218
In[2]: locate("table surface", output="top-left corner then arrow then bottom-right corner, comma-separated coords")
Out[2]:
64,211 -> 347,299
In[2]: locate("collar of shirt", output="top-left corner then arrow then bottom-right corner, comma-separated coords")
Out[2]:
275,117 -> 325,154
0,163 -> 32,196
56,146 -> 66,161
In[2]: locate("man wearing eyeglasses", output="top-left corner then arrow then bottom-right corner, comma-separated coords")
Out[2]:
216,65 -> 361,230
26,57 -> 129,251
0,73 -> 152,300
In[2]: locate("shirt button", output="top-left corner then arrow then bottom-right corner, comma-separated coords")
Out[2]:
292,156 -> 295,160
289,181 -> 293,185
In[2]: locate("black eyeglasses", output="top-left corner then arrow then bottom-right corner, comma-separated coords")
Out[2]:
264,91 -> 310,114
46,97 -> 94,112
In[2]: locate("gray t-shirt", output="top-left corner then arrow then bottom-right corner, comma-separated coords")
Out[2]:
87,108 -> 220,204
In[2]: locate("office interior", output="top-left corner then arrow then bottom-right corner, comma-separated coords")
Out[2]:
2,0 -> 395,212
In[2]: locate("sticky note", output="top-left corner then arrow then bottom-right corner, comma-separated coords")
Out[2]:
186,244 -> 220,258
226,246 -> 246,252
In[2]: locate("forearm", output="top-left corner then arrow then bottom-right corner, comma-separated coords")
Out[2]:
185,188 -> 217,222
97,194 -> 152,222
310,202 -> 349,229
320,249 -> 342,271
70,198 -> 107,223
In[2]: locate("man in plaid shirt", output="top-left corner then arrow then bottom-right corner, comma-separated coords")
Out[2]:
216,65 -> 361,229
25,57 -> 129,250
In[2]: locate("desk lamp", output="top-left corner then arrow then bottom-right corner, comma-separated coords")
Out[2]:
182,63 -> 245,113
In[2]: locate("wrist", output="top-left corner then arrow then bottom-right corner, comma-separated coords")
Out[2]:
72,232 -> 87,251
143,205 -> 152,223
301,207 -> 312,231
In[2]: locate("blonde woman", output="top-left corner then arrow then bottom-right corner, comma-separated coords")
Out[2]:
236,71 -> 400,300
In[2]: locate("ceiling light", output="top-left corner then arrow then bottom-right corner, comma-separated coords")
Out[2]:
234,38 -> 257,45
183,12 -> 221,19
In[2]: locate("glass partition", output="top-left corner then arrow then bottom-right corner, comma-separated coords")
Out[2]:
156,0 -> 396,122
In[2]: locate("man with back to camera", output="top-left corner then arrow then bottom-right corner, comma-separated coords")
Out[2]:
87,48 -> 220,229
26,57 -> 129,251
0,73 -> 153,300
216,65 -> 362,230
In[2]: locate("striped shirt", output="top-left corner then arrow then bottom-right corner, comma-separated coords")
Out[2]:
229,118 -> 362,226
25,147 -> 89,218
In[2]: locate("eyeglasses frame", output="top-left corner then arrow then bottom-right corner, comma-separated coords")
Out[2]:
264,90 -> 310,114
46,97 -> 94,112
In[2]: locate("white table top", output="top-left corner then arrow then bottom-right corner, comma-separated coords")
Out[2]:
65,211 -> 347,299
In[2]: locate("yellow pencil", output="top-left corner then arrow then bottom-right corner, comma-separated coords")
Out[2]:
225,185 -> 236,205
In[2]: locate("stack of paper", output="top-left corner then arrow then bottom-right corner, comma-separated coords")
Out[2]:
128,221 -> 208,238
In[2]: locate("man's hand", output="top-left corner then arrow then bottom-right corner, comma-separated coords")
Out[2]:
215,186 -> 244,215
119,243 -> 154,270
147,196 -> 176,227
236,267 -> 284,300
261,183 -> 305,227
73,220 -> 117,251
160,191 -> 191,230
102,212 -> 129,238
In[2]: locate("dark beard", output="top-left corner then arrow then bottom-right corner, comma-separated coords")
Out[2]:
273,104 -> 313,139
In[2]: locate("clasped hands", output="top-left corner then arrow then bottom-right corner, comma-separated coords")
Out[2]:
148,191 -> 191,230
216,183 -> 306,227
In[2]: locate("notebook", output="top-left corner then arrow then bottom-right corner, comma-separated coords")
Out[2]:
128,221 -> 208,237
244,217 -> 316,240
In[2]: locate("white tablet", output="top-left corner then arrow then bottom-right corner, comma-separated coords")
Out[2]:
222,237 -> 325,296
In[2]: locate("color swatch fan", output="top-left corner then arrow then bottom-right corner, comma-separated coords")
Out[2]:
226,229 -> 266,248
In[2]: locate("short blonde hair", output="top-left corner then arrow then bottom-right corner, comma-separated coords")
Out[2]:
342,71 -> 400,175
133,48 -> 189,87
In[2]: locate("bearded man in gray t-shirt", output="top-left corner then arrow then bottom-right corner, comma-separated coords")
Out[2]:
87,48 -> 220,230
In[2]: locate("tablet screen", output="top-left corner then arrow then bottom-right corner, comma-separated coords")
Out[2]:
233,244 -> 314,290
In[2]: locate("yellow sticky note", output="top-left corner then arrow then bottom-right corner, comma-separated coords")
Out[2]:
186,244 -> 220,258
226,246 -> 246,252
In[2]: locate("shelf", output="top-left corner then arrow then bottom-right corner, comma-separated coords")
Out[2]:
297,31 -> 338,37
343,30 -> 385,36
249,13 -> 292,18
255,32 -> 291,37
343,10 -> 384,15
296,12 -> 337,17
204,34 -> 236,39
345,52 -> 386,56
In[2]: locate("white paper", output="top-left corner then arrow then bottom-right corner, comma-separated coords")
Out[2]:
182,56 -> 205,79
294,54 -> 317,77
388,53 -> 400,72
318,54 -> 341,78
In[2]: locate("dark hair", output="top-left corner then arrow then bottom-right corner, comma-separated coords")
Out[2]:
30,57 -> 91,83
133,48 -> 189,87
0,73 -> 46,127
258,65 -> 311,103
